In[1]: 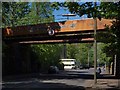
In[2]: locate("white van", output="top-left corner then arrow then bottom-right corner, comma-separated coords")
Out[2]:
60,59 -> 76,69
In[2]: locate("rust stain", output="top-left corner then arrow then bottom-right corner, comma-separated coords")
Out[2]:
59,18 -> 112,32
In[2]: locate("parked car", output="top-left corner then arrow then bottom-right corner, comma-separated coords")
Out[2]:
48,66 -> 59,74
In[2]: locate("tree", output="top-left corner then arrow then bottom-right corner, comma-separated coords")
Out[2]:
2,2 -> 31,75
2,2 -> 55,75
26,2 -> 58,72
67,44 -> 78,59
17,2 -> 54,25
2,2 -> 30,27
97,43 -> 111,66
66,43 -> 93,66
31,44 -> 63,72
99,2 -> 120,76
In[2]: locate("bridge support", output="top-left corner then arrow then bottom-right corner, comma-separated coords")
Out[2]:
3,43 -> 32,75
2,43 -> 22,75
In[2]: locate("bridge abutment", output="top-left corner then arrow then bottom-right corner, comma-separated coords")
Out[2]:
3,43 -> 32,75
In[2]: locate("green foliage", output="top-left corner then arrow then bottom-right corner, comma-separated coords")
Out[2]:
96,32 -> 116,43
67,44 -> 78,59
17,2 -> 54,25
2,2 -> 54,27
25,3 -> 58,71
2,2 -> 56,74
100,2 -> 120,19
31,44 -> 62,70
2,2 -> 30,27
67,43 -> 93,66
97,43 -> 111,66
99,2 -> 120,58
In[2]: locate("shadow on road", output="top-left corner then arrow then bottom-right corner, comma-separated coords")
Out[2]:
3,70 -> 118,81
2,70 -> 119,90
2,79 -> 86,90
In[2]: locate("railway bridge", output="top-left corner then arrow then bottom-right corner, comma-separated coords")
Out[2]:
3,18 -> 112,44
3,18 -> 119,78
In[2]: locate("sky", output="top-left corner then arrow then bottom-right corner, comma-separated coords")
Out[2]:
53,7 -> 87,22
52,2 -> 100,22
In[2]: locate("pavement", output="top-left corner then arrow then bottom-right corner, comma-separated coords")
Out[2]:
85,78 -> 119,89
2,70 -> 120,90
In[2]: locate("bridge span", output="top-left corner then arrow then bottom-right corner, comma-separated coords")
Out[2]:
3,18 -> 112,44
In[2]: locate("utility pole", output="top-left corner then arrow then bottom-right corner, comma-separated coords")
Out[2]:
94,1 -> 97,85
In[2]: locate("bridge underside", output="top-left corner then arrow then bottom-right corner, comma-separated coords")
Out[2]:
3,30 -> 105,44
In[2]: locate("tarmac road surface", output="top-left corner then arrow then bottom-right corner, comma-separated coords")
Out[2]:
2,68 -> 120,90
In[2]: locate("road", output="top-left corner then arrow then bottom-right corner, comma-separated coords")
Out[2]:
2,68 -> 118,89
